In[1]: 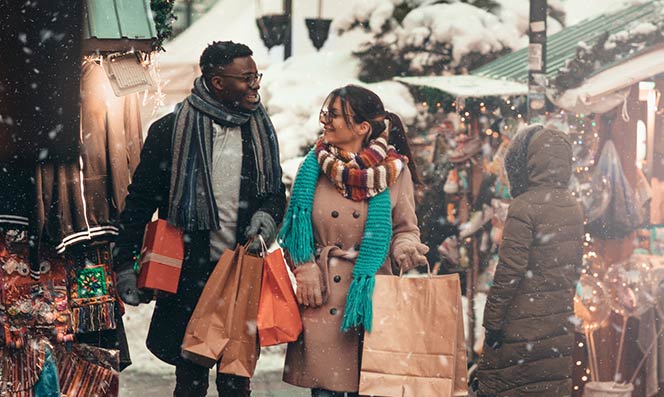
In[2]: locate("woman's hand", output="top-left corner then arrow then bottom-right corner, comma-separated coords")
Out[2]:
294,262 -> 327,308
393,242 -> 429,272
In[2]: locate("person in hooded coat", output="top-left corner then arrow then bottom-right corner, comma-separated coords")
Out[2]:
476,125 -> 584,397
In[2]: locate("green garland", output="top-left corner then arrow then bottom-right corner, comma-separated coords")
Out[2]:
150,0 -> 177,52
553,19 -> 664,92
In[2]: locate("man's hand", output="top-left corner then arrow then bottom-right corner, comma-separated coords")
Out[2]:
116,269 -> 143,306
245,211 -> 277,253
294,262 -> 326,308
393,242 -> 429,272
484,329 -> 505,349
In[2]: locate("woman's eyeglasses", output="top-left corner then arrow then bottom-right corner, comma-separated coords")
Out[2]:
319,109 -> 334,124
218,72 -> 263,85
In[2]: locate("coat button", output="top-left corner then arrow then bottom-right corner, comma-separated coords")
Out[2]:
330,308 -> 338,315
352,211 -> 360,219
333,275 -> 341,283
331,210 -> 339,218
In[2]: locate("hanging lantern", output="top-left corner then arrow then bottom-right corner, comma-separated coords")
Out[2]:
255,0 -> 289,50
305,0 -> 331,51
256,14 -> 289,49
305,18 -> 332,51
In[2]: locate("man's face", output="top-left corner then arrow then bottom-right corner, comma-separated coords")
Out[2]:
209,56 -> 261,111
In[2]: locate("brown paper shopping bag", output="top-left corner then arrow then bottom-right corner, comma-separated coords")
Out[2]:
217,244 -> 264,377
359,273 -> 468,397
181,244 -> 263,374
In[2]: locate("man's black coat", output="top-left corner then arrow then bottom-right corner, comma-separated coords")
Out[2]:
115,113 -> 286,365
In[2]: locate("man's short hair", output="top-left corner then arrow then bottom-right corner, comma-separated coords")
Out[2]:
199,41 -> 253,83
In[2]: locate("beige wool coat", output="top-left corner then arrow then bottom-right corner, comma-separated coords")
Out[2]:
283,167 -> 421,393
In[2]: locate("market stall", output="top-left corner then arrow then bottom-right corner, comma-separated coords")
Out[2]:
395,2 -> 664,396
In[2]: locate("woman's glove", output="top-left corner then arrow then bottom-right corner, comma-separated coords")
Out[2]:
393,242 -> 429,272
294,262 -> 326,308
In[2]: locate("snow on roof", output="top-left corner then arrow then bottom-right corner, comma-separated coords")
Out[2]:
554,46 -> 664,114
395,75 -> 528,98
564,0 -> 650,25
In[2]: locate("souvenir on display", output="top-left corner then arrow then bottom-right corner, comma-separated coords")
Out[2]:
0,228 -> 73,348
66,245 -> 118,334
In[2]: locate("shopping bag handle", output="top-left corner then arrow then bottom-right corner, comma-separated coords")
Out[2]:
242,236 -> 269,258
398,259 -> 433,278
257,235 -> 269,257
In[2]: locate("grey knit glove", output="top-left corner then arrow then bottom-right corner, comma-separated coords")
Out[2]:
245,211 -> 277,253
116,269 -> 142,306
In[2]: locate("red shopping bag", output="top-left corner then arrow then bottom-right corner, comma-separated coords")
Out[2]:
257,241 -> 302,347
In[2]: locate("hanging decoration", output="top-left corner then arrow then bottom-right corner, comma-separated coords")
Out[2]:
150,0 -> 177,52
255,0 -> 289,50
553,18 -> 664,93
603,259 -> 654,381
305,0 -> 332,51
574,273 -> 611,382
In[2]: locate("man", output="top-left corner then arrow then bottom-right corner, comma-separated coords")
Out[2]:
113,41 -> 286,397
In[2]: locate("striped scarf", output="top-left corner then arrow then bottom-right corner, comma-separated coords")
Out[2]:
278,136 -> 406,332
315,133 -> 406,201
168,77 -> 281,231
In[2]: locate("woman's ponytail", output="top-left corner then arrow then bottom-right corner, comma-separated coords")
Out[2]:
385,111 -> 419,185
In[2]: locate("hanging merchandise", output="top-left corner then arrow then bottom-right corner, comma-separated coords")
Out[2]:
65,244 -> 117,334
448,134 -> 482,163
0,228 -> 73,348
586,140 -> 642,239
569,171 -> 611,223
0,339 -> 59,397
56,343 -> 120,397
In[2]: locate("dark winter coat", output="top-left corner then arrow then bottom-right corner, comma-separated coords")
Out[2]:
114,113 -> 286,366
477,126 -> 584,397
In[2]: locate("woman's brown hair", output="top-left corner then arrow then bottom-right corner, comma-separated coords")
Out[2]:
322,85 -> 419,184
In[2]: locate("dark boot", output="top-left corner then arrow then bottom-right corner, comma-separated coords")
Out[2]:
174,362 -> 209,397
215,372 -> 251,397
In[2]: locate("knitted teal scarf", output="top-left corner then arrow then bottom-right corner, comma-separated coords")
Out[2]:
278,149 -> 392,332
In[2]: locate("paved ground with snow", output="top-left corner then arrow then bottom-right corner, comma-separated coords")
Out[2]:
120,303 -> 308,396
119,369 -> 308,396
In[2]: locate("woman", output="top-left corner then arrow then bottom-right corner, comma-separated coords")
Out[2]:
476,125 -> 584,397
278,85 -> 429,396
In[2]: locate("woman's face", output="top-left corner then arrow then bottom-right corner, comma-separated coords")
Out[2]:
320,97 -> 369,153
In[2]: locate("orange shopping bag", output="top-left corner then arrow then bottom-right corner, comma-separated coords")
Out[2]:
257,237 -> 302,347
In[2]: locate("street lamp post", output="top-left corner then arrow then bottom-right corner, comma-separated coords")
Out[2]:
284,0 -> 292,60
528,0 -> 547,123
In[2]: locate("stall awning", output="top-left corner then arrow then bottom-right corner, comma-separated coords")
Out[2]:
471,1 -> 661,84
394,75 -> 528,98
553,45 -> 664,113
83,0 -> 157,52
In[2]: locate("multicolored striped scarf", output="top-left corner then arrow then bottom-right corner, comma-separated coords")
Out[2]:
315,133 -> 406,201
